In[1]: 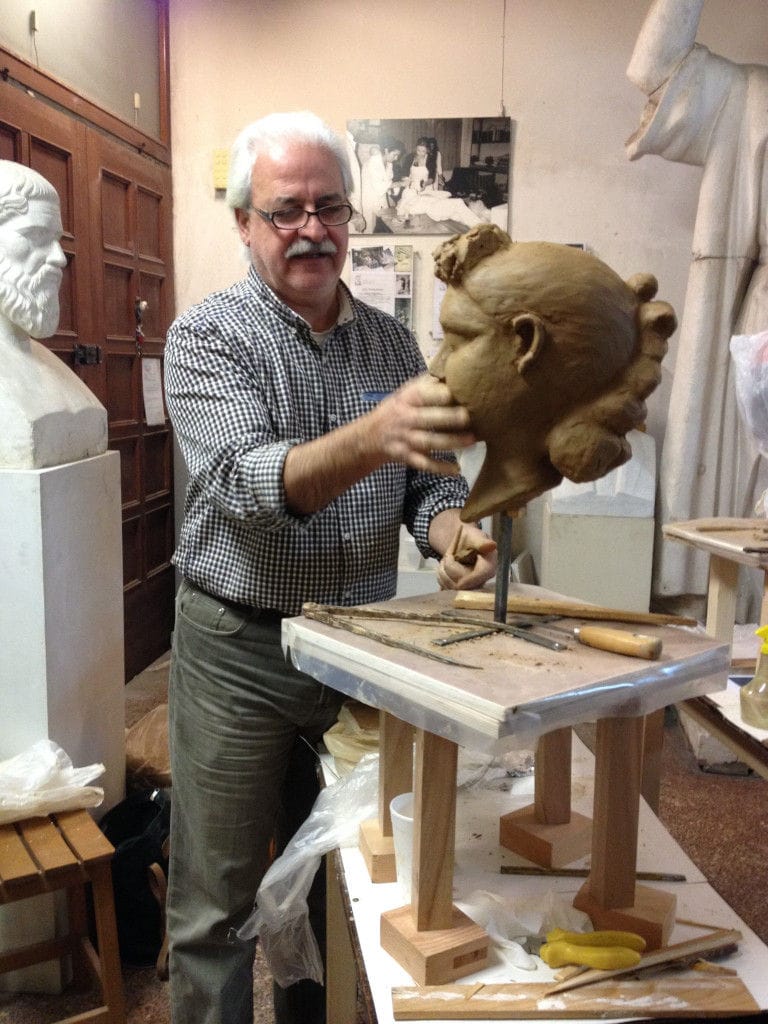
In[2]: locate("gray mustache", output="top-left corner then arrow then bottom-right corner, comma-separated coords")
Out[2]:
285,239 -> 338,259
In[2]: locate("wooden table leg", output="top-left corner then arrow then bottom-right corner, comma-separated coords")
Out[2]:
359,710 -> 413,882
380,729 -> 488,985
499,727 -> 591,867
574,716 -> 675,950
640,708 -> 665,815
706,554 -> 739,645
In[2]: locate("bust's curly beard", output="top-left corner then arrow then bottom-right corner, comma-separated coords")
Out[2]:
0,253 -> 61,339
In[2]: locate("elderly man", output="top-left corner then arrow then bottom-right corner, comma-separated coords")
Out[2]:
0,160 -> 106,468
163,111 -> 496,1024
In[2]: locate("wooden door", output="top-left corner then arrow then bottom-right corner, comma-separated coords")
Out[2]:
1,82 -> 175,682
87,130 -> 175,682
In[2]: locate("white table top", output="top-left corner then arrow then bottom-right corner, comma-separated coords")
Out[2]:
284,587 -> 729,751
332,736 -> 768,1022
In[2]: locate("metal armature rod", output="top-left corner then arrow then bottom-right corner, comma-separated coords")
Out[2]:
494,511 -> 514,624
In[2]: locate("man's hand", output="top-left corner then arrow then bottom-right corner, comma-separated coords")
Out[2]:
431,514 -> 497,591
284,374 -> 475,516
371,374 -> 476,475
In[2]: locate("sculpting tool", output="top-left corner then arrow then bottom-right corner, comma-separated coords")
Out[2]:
439,610 -> 662,658
533,622 -> 663,659
500,865 -> 686,881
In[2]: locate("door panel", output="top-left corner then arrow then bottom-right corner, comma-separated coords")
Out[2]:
87,130 -> 175,681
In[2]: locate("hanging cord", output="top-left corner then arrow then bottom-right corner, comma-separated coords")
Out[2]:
500,0 -> 507,117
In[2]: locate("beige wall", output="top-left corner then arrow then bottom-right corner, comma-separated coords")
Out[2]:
168,0 -> 768,453
0,0 -> 160,136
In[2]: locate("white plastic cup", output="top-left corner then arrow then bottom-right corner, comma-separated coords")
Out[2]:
389,792 -> 414,901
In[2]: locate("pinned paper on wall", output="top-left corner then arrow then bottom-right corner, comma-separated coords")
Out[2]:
142,357 -> 166,426
349,244 -> 413,330
213,149 -> 229,191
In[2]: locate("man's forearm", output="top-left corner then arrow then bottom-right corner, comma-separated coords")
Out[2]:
283,417 -> 384,515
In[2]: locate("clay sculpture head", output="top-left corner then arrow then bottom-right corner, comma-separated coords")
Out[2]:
431,223 -> 675,521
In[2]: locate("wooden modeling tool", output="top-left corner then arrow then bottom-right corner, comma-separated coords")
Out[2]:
438,611 -> 663,659
454,590 -> 697,627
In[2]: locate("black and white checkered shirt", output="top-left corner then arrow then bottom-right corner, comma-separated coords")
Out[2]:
165,266 -> 469,615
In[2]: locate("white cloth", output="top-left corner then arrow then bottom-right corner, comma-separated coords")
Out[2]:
627,44 -> 768,607
396,189 -> 485,230
360,149 -> 392,234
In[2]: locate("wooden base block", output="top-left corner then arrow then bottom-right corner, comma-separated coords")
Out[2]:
499,805 -> 592,868
572,881 -> 676,951
358,819 -> 397,883
380,904 -> 489,986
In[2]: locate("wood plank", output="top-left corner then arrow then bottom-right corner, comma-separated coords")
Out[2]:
534,728 -> 571,825
453,591 -> 696,626
380,712 -> 414,835
392,974 -> 758,1019
18,817 -> 77,874
412,731 -> 457,932
0,823 -> 38,886
705,555 -> 740,643
55,809 -> 114,863
588,717 -> 642,909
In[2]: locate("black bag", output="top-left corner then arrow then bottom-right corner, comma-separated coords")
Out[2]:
100,787 -> 171,966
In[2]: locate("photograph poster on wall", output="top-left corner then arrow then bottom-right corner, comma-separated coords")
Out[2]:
349,244 -> 413,330
346,117 -> 512,236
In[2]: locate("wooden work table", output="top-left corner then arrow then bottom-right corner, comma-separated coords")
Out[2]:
282,585 -> 743,1015
663,517 -> 768,771
325,735 -> 768,1022
662,517 -> 768,642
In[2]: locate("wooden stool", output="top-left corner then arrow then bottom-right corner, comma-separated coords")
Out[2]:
0,808 -> 126,1023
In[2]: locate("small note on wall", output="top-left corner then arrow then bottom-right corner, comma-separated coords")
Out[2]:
142,357 -> 166,426
213,149 -> 229,191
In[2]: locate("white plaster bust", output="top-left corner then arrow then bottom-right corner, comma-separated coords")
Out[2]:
0,160 -> 107,469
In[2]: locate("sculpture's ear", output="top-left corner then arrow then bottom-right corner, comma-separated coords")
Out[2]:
510,313 -> 547,375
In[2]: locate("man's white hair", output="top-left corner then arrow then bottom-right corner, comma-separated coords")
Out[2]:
0,160 -> 58,223
225,111 -> 352,211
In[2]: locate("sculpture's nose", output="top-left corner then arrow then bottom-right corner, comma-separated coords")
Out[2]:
48,240 -> 67,270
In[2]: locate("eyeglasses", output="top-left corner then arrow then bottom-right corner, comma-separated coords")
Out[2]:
252,202 -> 353,230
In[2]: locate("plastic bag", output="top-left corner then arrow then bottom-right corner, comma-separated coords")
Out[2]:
322,701 -> 379,775
236,753 -> 379,986
460,889 -> 591,970
126,703 -> 171,789
730,331 -> 768,456
0,739 -> 104,824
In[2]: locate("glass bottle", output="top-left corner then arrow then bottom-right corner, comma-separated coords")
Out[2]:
740,624 -> 768,729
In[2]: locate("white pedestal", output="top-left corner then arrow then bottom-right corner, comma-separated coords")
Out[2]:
539,429 -> 656,613
541,509 -> 655,613
0,453 -> 125,993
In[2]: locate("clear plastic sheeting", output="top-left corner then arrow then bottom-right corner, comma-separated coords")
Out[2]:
0,739 -> 104,824
236,754 -> 378,987
731,331 -> 768,459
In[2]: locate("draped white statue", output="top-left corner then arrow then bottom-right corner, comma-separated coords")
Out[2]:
627,0 -> 768,616
0,160 -> 106,468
